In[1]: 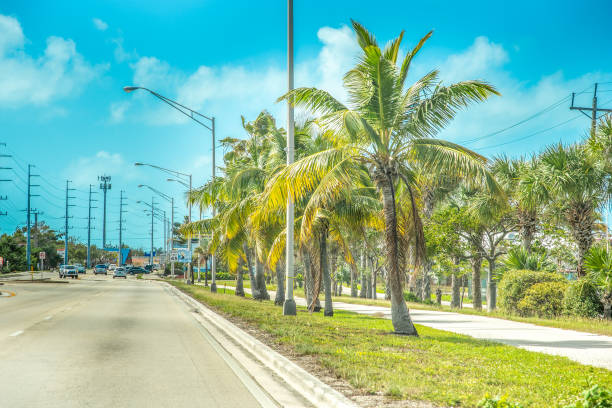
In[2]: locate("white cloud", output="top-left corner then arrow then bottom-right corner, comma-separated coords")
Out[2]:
430,37 -> 612,154
110,101 -> 129,123
92,18 -> 108,31
64,151 -> 137,187
0,13 -> 106,107
111,37 -> 137,63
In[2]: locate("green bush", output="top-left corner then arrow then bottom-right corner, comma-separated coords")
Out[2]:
498,269 -> 566,314
403,291 -> 420,303
564,383 -> 612,408
516,281 -> 567,317
563,279 -> 604,318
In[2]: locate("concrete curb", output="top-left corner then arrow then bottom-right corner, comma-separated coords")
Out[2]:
166,283 -> 357,408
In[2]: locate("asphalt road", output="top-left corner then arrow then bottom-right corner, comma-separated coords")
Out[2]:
0,274 -> 268,407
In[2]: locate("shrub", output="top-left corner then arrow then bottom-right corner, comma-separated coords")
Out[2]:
563,279 -> 604,318
403,291 -> 420,303
498,269 -> 566,314
563,383 -> 612,408
516,281 -> 567,317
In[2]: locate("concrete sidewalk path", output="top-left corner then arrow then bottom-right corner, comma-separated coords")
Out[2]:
223,285 -> 612,371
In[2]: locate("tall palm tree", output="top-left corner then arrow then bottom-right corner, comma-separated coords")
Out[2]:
274,21 -> 499,334
538,143 -> 607,276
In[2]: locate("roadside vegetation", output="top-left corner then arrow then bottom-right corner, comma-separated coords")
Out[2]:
172,281 -> 612,408
181,21 -> 612,333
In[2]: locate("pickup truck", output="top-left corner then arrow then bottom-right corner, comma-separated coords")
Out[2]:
59,265 -> 78,279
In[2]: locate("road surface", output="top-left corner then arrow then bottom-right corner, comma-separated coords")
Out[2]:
0,274 -> 274,407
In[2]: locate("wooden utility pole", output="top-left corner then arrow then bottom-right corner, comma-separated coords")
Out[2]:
571,83 -> 612,135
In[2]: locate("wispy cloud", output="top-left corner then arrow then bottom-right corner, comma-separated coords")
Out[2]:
92,18 -> 108,31
0,14 -> 107,107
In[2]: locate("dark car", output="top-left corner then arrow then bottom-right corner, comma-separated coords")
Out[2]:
129,267 -> 148,275
144,264 -> 153,273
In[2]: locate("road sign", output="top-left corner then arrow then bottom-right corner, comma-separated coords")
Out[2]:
39,251 -> 46,260
176,249 -> 192,263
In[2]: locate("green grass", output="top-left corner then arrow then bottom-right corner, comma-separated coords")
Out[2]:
213,280 -> 612,337
170,281 -> 612,408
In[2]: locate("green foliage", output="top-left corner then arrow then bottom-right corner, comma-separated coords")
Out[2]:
403,291 -> 420,303
516,281 -> 567,317
503,247 -> 554,272
478,394 -> 524,408
564,279 -> 604,318
585,246 -> 612,294
498,269 -> 566,314
563,383 -> 612,408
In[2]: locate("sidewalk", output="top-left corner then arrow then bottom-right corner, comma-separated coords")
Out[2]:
213,284 -> 612,371
341,284 -> 478,309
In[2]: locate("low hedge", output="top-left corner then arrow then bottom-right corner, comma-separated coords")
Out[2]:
563,279 -> 603,318
498,269 -> 566,314
516,281 -> 567,318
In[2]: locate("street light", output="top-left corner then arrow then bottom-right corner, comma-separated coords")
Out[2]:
125,86 -> 218,292
283,0 -> 297,316
138,184 -> 176,277
135,162 -> 193,285
137,198 -> 158,267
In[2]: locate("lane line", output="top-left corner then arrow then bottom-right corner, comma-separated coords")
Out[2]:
9,330 -> 24,337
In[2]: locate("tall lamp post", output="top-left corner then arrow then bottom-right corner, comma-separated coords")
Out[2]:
138,184 -> 176,277
283,0 -> 297,315
137,198 -> 158,267
124,86 -> 217,291
135,162 -> 193,284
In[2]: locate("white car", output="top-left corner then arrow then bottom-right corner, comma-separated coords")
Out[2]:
59,265 -> 78,279
108,264 -> 117,272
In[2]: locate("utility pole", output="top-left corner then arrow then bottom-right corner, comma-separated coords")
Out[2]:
27,165 -> 40,272
64,181 -> 76,265
0,144 -> 11,217
98,175 -> 111,248
170,197 -> 175,278
118,191 -> 127,266
32,210 -> 44,248
571,83 -> 612,135
87,185 -> 98,268
150,197 -> 156,267
283,0 -> 297,316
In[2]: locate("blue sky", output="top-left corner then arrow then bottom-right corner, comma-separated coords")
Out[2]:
1,0 -> 612,250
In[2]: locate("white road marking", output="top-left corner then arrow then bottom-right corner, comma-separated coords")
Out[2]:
9,330 -> 23,337
44,316 -> 52,320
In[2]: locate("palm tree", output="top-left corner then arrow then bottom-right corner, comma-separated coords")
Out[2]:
274,21 -> 499,334
584,245 -> 612,319
538,143 -> 607,276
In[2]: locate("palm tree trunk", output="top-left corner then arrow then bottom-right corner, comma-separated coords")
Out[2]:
372,261 -> 377,299
486,259 -> 496,310
254,258 -> 270,300
471,256 -> 482,311
243,243 -> 259,298
350,261 -> 358,297
321,229 -> 333,317
235,259 -> 245,297
518,209 -> 537,253
567,205 -> 594,277
380,176 -> 417,335
384,268 -> 391,300
274,263 -> 285,305
303,249 -> 314,307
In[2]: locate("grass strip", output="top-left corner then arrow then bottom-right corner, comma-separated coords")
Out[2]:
170,280 -> 612,408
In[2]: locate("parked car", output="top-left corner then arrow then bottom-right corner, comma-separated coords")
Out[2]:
74,263 -> 86,274
113,267 -> 127,279
129,267 -> 147,275
59,265 -> 78,279
94,264 -> 107,275
108,264 -> 117,272
144,264 -> 153,273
